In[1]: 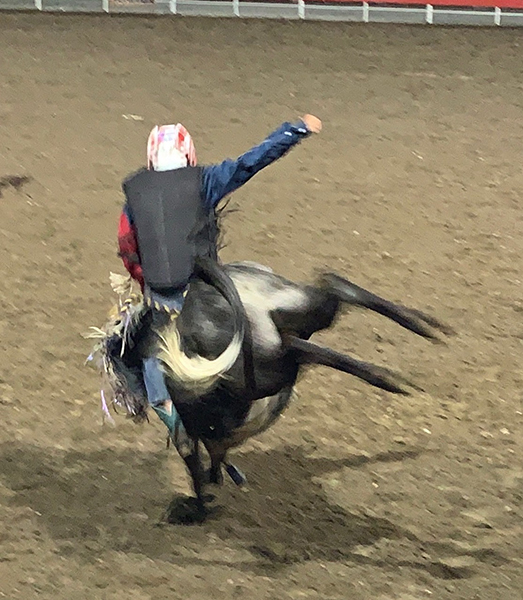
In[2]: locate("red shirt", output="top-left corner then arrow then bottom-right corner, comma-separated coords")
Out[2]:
117,210 -> 144,291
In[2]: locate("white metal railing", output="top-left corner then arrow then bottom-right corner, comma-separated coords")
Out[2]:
2,0 -> 523,26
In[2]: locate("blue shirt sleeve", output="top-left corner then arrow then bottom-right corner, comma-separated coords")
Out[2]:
201,120 -> 311,209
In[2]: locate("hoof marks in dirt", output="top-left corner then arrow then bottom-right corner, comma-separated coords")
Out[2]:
425,556 -> 476,580
0,175 -> 32,197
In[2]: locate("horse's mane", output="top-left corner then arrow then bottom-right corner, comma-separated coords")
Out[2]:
214,197 -> 238,254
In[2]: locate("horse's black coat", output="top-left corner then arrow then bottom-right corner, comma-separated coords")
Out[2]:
120,262 -> 452,521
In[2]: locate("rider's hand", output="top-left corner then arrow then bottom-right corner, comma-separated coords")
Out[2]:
302,114 -> 322,134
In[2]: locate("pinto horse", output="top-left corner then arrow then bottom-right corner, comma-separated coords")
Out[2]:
90,259 -> 452,521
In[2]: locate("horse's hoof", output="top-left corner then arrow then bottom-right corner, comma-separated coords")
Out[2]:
225,463 -> 247,486
163,496 -> 210,525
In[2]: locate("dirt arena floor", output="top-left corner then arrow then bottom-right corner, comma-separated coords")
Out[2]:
0,12 -> 522,600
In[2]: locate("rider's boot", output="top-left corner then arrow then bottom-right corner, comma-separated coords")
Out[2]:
152,399 -> 182,437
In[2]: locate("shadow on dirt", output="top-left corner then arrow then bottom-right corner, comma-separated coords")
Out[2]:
0,441 -> 501,579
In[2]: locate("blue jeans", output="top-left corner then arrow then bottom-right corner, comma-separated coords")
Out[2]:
142,356 -> 170,407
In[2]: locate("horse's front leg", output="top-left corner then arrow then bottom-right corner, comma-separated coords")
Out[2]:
176,430 -> 209,501
203,439 -> 248,487
181,441 -> 208,508
167,427 -> 214,523
205,443 -> 225,486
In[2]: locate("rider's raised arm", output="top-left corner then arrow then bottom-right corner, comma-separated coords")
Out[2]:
201,118 -> 318,209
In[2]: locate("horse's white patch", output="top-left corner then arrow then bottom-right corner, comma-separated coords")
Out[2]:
223,388 -> 296,448
157,265 -> 308,392
228,261 -> 274,274
230,270 -> 308,354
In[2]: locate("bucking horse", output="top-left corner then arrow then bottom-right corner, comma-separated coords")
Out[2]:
87,257 -> 453,522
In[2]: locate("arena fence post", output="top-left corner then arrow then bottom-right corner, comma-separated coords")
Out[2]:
298,0 -> 305,18
362,1 -> 369,21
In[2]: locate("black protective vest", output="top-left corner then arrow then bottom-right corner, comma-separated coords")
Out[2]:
122,166 -> 219,292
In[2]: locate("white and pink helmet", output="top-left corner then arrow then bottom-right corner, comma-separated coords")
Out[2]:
147,123 -> 197,172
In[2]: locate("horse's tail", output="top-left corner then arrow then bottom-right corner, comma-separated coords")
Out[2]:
158,257 -> 256,396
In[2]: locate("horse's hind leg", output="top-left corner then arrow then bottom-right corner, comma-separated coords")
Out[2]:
319,272 -> 454,341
